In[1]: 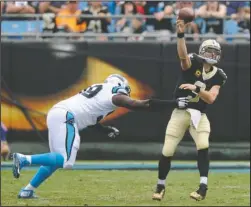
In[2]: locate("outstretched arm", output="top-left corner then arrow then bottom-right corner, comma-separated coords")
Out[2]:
112,94 -> 188,111
112,94 -> 150,111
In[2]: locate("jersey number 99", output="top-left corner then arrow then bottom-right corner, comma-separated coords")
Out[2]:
80,85 -> 103,98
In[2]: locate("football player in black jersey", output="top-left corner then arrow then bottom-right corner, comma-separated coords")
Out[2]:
152,19 -> 227,202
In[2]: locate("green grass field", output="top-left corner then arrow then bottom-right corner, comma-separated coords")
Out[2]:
1,169 -> 250,206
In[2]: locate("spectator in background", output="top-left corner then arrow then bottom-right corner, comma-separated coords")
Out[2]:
197,1 -> 226,42
102,1 -> 116,14
39,1 -> 66,14
225,1 -> 247,16
135,1 -> 146,14
1,122 -> 10,161
231,5 -> 250,33
41,1 -> 66,36
144,1 -> 174,33
105,1 -> 124,33
5,1 -> 35,20
55,1 -> 86,34
1,1 -> 6,14
116,1 -> 144,36
224,2 -> 250,42
193,1 -> 204,9
78,1 -> 111,40
6,1 -> 35,14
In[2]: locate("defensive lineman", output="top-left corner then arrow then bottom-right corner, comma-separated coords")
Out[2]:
12,74 -> 188,199
152,20 -> 227,201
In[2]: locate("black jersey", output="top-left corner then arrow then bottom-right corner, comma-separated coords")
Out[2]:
174,53 -> 227,113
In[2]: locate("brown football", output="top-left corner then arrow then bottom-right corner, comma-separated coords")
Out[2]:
178,7 -> 195,23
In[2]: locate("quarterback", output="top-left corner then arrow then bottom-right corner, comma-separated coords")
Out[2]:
152,20 -> 227,201
12,74 -> 188,199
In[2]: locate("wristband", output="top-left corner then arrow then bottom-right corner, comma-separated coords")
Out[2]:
177,33 -> 185,38
192,86 -> 201,95
195,86 -> 201,93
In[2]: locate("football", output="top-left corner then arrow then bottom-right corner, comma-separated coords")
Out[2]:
178,7 -> 195,23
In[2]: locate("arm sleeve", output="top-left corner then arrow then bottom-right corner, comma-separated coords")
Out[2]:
187,53 -> 199,70
148,99 -> 177,111
211,68 -> 227,87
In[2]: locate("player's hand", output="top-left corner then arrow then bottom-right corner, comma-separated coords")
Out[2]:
176,19 -> 189,33
179,83 -> 196,91
176,97 -> 189,109
176,19 -> 186,33
106,126 -> 120,138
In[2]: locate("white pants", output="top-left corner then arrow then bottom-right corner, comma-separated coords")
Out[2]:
46,107 -> 80,169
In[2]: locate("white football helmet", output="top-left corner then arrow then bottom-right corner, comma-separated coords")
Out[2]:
199,39 -> 221,64
104,74 -> 131,94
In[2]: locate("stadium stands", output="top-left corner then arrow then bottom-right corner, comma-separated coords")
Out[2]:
1,1 -> 250,42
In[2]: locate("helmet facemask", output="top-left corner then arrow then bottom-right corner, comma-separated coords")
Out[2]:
199,40 -> 221,65
105,74 -> 131,96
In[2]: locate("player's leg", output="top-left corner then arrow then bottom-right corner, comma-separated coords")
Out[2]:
14,108 -> 80,198
1,122 -> 10,160
152,109 -> 190,201
188,114 -> 210,201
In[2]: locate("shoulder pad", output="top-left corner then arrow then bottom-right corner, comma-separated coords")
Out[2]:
217,68 -> 227,80
112,86 -> 128,96
217,68 -> 227,85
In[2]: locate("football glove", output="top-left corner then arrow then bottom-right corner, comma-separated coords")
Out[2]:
106,126 -> 120,138
176,97 -> 189,109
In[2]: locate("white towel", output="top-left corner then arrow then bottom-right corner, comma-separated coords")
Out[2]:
186,108 -> 202,129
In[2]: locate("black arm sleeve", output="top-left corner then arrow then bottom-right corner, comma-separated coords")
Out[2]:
148,99 -> 177,111
112,94 -> 177,111
211,68 -> 227,87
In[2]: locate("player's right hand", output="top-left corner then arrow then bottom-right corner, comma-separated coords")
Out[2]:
176,19 -> 185,33
176,19 -> 189,34
176,97 -> 189,109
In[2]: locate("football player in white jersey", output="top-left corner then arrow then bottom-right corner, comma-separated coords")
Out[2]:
12,74 -> 189,199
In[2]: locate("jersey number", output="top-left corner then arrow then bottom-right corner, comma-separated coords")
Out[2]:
80,85 -> 103,98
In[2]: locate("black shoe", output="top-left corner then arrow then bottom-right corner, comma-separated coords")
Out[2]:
190,183 -> 208,201
152,184 -> 165,201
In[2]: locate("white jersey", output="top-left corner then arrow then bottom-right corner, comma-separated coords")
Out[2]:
52,82 -> 129,130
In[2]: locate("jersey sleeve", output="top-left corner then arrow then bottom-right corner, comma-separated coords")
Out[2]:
185,53 -> 200,72
211,68 -> 227,87
188,53 -> 199,67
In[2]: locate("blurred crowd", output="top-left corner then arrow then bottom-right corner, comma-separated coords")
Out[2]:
1,1 -> 250,41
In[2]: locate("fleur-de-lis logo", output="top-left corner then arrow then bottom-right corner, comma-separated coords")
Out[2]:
195,69 -> 201,77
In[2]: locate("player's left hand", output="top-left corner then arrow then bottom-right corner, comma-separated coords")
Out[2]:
106,126 -> 120,138
179,83 -> 196,91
